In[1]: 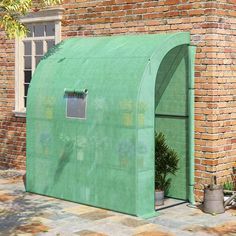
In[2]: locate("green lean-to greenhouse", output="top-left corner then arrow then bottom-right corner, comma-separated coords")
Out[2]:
26,32 -> 196,218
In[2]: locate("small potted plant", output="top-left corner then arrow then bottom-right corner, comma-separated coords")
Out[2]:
155,132 -> 179,206
223,171 -> 236,198
223,180 -> 234,193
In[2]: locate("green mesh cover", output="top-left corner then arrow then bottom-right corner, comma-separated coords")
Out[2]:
26,33 -> 191,217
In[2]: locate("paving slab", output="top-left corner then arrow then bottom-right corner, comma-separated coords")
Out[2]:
0,169 -> 235,236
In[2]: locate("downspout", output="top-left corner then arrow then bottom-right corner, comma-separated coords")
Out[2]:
188,46 -> 196,204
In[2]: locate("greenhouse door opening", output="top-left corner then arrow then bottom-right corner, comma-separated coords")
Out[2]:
155,45 -> 190,201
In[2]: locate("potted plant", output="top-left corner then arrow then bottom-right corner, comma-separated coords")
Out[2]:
155,132 -> 179,206
223,172 -> 236,199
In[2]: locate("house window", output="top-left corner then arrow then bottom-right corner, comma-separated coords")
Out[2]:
14,8 -> 64,117
23,22 -> 56,108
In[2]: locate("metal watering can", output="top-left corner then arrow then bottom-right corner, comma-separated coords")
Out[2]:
203,176 -> 236,214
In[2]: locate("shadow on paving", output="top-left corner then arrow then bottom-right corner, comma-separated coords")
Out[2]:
0,174 -> 236,236
0,180 -> 52,235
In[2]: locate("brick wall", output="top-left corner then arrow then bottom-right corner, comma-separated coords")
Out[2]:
0,31 -> 26,170
0,0 -> 235,200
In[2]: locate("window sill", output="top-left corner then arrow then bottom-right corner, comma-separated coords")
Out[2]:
13,110 -> 26,118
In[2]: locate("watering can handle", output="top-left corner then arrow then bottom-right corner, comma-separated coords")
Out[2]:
211,175 -> 217,184
209,176 -> 217,189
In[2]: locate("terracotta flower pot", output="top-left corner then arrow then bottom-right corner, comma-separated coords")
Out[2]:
155,190 -> 164,206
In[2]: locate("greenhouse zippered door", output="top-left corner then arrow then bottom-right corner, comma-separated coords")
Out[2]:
155,45 -> 192,200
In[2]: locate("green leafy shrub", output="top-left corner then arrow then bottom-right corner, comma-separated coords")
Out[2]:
155,132 -> 179,192
223,181 -> 234,191
0,0 -> 62,38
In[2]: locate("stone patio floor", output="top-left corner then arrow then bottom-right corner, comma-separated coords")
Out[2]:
0,170 -> 235,236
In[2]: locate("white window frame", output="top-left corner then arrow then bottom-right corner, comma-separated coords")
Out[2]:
14,8 -> 64,117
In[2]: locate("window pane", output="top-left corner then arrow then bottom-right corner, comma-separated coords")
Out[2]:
24,84 -> 29,97
24,71 -> 32,83
35,56 -> 43,66
35,41 -> 44,55
24,56 -> 32,70
47,40 -> 55,51
46,23 -> 55,36
34,24 -> 45,37
24,97 -> 27,108
67,93 -> 87,119
27,25 -> 33,37
24,41 -> 32,56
